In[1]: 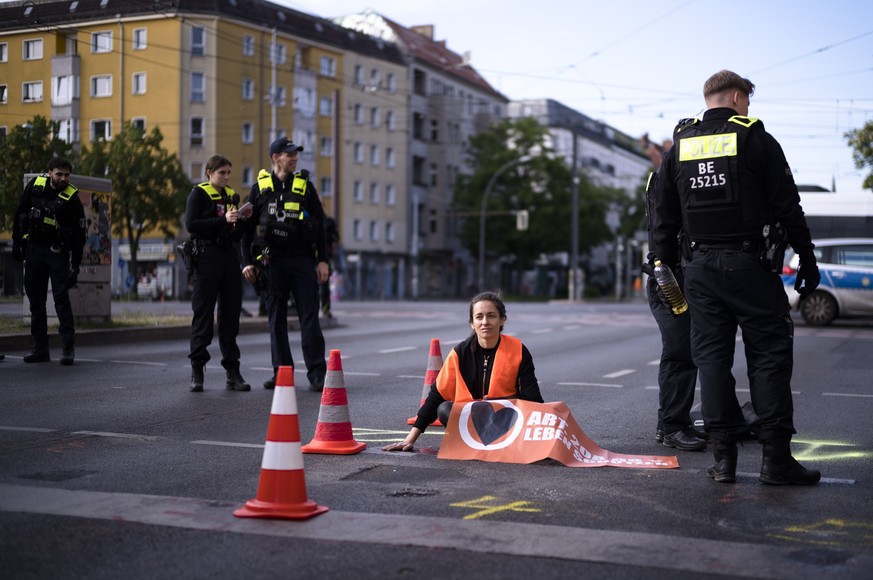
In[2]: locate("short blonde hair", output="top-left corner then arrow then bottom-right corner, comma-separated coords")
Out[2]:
704,70 -> 755,98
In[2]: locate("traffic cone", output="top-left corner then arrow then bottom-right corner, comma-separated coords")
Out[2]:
301,350 -> 366,454
407,338 -> 443,426
234,366 -> 328,520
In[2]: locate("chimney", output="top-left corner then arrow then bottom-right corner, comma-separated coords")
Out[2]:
410,25 -> 434,39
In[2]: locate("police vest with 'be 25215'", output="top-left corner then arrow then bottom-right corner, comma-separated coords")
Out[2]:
25,175 -> 78,245
256,168 -> 318,248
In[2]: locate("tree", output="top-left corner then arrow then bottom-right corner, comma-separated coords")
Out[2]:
78,123 -> 191,296
846,121 -> 873,191
453,117 -> 619,294
0,116 -> 76,232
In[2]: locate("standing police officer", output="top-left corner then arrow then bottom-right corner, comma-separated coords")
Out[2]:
185,155 -> 251,393
12,158 -> 85,365
241,137 -> 329,392
652,70 -> 821,485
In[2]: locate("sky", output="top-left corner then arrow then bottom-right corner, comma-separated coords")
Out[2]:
281,0 -> 873,193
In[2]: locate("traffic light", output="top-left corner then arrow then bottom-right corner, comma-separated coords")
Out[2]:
516,209 -> 529,231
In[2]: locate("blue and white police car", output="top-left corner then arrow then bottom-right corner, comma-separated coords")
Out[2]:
782,238 -> 873,326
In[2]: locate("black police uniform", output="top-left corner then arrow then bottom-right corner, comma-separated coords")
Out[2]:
653,107 -> 820,484
185,182 -> 249,392
643,173 -> 701,450
320,214 -> 339,318
12,175 -> 85,363
241,168 -> 328,389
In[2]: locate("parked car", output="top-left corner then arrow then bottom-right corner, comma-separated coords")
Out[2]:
781,238 -> 873,326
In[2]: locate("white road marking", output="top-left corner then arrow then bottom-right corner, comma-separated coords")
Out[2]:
191,440 -> 264,449
532,329 -> 551,334
398,375 -> 425,379
823,392 -> 873,398
0,426 -> 56,433
603,369 -> 635,379
556,382 -> 623,388
378,346 -> 417,354
72,431 -> 160,441
343,371 -> 381,376
647,359 -> 660,365
109,360 -> 167,367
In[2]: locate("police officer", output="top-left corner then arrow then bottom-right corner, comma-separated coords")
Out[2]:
320,202 -> 339,319
652,70 -> 821,485
643,173 -> 706,452
12,158 -> 85,365
185,155 -> 251,393
240,137 -> 329,392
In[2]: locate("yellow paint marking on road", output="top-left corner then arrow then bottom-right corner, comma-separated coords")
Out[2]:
450,495 -> 541,520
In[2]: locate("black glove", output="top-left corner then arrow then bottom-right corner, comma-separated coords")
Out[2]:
67,267 -> 80,289
12,241 -> 23,262
794,259 -> 820,300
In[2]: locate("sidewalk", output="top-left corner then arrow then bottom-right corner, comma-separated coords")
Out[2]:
0,299 -> 338,351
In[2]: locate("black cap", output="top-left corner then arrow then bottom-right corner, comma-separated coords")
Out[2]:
269,136 -> 304,156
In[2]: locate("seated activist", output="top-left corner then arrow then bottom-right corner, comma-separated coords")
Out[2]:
383,291 -> 544,452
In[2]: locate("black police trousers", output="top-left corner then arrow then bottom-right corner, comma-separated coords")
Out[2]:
189,244 -> 242,367
264,254 -> 326,385
24,243 -> 75,352
684,248 -> 796,443
646,277 -> 698,435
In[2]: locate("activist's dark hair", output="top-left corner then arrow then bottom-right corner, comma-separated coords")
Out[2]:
468,291 -> 507,332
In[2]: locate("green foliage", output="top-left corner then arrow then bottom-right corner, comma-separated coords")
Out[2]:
846,122 -> 873,191
453,117 -> 623,287
0,116 -> 76,232
77,122 -> 191,292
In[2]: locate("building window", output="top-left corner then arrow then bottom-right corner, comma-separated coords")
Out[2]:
353,142 -> 363,164
386,147 -> 396,169
353,181 -> 363,202
386,222 -> 395,244
369,220 -> 379,242
353,103 -> 363,124
242,35 -> 254,57
320,137 -> 333,156
22,81 -> 43,102
320,56 -> 336,77
431,119 -> 439,142
370,68 -> 381,86
190,117 -> 204,147
320,177 -> 332,197
293,87 -> 315,117
429,163 -> 438,187
242,166 -> 253,186
370,107 -> 380,128
369,182 -> 380,204
91,31 -> 111,53
0,43 -> 8,62
386,184 -> 396,206
132,28 -> 147,50
51,75 -> 77,105
319,95 -> 333,116
386,110 -> 396,131
353,219 -> 362,241
270,85 -> 286,107
23,39 -> 43,60
57,118 -> 79,143
242,122 -> 254,144
370,145 -> 379,166
91,75 -> 112,98
242,78 -> 254,100
354,65 -> 364,85
91,119 -> 111,141
132,72 -> 146,95
0,127 -> 6,139
191,72 -> 205,102
386,73 -> 396,92
190,27 -> 205,56
270,42 -> 286,64
0,84 -> 7,104
131,118 -> 145,132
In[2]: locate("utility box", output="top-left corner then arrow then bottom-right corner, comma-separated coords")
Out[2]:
22,173 -> 113,323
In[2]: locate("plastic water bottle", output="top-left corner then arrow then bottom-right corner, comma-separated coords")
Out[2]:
653,260 -> 688,315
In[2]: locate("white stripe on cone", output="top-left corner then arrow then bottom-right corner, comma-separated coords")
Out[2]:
261,441 -> 305,471
270,386 -> 298,415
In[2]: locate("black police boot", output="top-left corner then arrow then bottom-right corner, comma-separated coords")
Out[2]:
760,438 -> 820,485
24,348 -> 50,363
263,374 -> 276,390
225,362 -> 251,392
706,441 -> 738,483
60,345 -> 75,366
190,362 -> 205,393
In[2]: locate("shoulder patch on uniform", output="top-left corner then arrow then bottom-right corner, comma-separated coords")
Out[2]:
728,115 -> 760,129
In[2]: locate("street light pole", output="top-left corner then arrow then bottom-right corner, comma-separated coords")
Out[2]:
478,155 -> 532,291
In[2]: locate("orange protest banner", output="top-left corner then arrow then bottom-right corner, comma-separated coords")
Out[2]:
438,400 -> 679,469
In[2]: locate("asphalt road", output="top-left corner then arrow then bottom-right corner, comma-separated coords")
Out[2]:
1,300 -> 872,579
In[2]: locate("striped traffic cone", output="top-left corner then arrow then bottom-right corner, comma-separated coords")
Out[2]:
301,350 -> 366,455
407,338 -> 443,426
234,366 -> 328,520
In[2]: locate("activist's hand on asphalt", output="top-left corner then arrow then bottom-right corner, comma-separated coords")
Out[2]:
382,441 -> 415,452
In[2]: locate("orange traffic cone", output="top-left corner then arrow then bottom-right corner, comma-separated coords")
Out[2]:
407,338 -> 443,426
234,366 -> 328,520
301,350 -> 366,454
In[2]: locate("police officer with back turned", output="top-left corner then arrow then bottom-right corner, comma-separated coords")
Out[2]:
652,70 -> 821,486
12,158 -> 85,365
241,137 -> 328,392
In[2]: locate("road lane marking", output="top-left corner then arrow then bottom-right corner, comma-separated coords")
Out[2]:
2,484 -> 867,579
191,440 -> 264,449
109,360 -> 167,367
603,369 -> 635,378
72,431 -> 160,441
378,346 -> 417,354
450,495 -> 540,520
532,329 -> 551,334
647,359 -> 660,365
398,375 -> 425,379
556,382 -> 623,388
823,392 -> 873,398
0,426 -> 56,433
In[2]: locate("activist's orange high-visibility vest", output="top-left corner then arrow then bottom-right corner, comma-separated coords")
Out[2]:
437,335 -> 523,403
